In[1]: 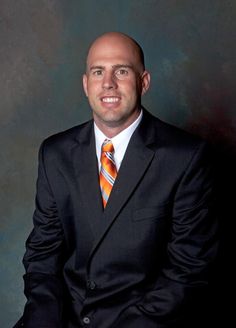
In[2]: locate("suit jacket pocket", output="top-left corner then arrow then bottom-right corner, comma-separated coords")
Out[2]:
133,204 -> 171,222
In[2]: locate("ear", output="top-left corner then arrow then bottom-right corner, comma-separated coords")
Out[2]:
83,74 -> 88,97
141,70 -> 151,95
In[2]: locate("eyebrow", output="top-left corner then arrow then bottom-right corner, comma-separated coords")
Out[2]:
89,64 -> 133,71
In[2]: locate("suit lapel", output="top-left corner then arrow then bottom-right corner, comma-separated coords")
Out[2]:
72,122 -> 103,238
88,111 -> 157,260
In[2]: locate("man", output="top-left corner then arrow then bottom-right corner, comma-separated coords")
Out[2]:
15,32 -> 218,327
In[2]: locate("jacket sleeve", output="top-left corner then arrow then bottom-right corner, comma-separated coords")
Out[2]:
21,141 -> 66,328
113,142 -> 219,328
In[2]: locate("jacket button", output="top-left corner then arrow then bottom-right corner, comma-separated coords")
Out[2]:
83,316 -> 90,325
87,280 -> 96,290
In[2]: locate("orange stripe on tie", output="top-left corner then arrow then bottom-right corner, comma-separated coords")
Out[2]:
99,139 -> 117,208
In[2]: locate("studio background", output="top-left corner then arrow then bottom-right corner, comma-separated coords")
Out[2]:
1,1 -> 235,327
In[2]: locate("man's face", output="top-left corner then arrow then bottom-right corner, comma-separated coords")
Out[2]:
83,34 -> 150,132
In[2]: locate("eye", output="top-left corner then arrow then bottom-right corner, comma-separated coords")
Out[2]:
116,69 -> 129,77
92,69 -> 103,76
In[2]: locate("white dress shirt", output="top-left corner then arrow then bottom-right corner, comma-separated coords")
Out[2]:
94,110 -> 143,171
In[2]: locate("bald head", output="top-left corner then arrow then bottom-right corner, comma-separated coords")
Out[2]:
86,32 -> 145,73
83,31 -> 150,137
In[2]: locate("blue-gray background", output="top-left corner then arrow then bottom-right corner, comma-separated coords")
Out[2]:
1,1 -> 235,327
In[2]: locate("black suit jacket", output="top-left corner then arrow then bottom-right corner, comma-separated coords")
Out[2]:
17,110 -> 218,328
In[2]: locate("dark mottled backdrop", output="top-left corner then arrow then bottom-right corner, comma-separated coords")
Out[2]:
1,1 -> 235,327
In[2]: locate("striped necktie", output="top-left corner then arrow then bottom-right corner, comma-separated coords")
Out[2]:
100,139 -> 117,208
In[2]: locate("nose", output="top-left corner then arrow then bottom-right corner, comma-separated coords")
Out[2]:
102,72 -> 117,90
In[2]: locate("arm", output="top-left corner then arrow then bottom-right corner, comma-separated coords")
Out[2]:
114,143 -> 218,328
22,142 -> 66,328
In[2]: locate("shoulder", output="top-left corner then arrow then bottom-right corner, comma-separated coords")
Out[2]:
141,110 -> 214,169
143,109 -> 206,151
40,119 -> 93,152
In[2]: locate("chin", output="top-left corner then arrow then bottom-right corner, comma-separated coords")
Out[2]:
98,111 -> 122,121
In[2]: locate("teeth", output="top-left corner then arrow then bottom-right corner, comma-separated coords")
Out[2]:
102,97 -> 119,103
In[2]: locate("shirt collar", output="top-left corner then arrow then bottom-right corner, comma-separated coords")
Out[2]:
94,109 -> 143,169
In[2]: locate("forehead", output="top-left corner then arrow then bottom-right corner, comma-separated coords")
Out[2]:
86,36 -> 142,69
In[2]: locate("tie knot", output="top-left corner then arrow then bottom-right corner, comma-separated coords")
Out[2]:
102,139 -> 114,153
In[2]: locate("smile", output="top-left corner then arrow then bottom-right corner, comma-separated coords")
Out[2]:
101,97 -> 120,103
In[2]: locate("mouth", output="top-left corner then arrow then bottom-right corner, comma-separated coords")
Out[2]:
100,96 -> 121,103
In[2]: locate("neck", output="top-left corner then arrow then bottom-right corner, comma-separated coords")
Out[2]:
96,125 -> 126,138
94,110 -> 141,138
